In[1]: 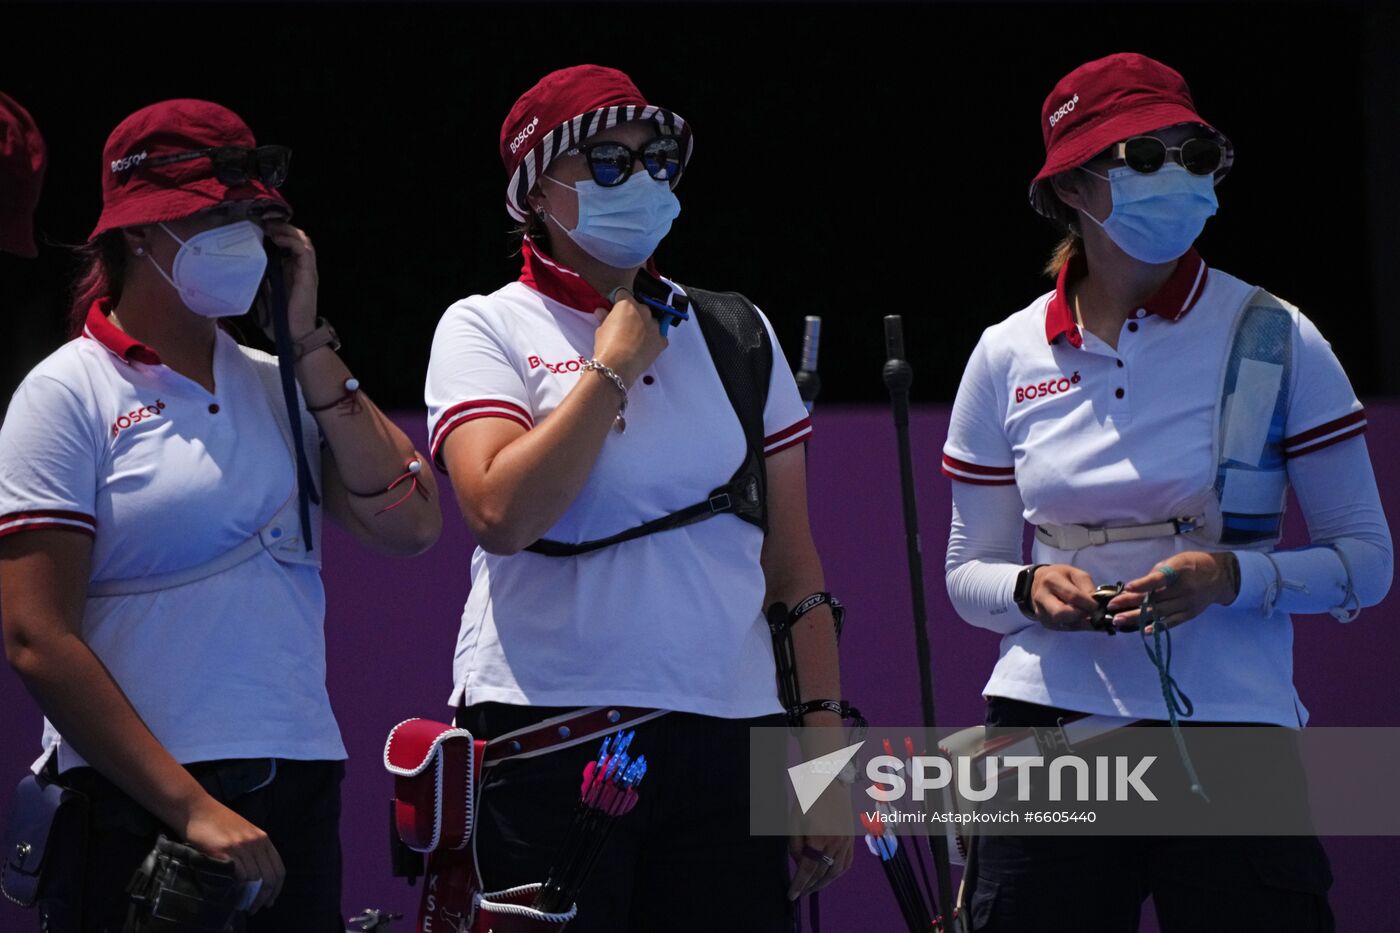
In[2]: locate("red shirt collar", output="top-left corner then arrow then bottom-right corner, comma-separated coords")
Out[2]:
1044,248 -> 1210,348
518,237 -> 608,315
81,298 -> 162,365
517,236 -> 665,315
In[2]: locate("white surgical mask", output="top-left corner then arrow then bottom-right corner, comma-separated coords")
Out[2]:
146,219 -> 268,318
543,172 -> 680,269
1080,163 -> 1218,264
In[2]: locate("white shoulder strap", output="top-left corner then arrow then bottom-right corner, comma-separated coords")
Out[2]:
87,501 -> 298,596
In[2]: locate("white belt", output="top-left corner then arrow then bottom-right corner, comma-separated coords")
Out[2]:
1034,517 -> 1198,551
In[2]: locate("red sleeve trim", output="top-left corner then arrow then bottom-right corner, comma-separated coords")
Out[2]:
941,454 -> 1016,485
764,417 -> 812,456
0,510 -> 97,539
1282,409 -> 1360,451
1285,425 -> 1367,459
940,467 -> 1018,486
430,399 -> 534,471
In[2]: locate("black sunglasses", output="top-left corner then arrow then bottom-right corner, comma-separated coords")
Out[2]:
1108,136 -> 1225,177
561,136 -> 681,187
143,145 -> 291,188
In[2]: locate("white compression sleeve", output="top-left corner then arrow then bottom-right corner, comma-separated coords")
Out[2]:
1231,436 -> 1393,620
945,479 -> 1036,635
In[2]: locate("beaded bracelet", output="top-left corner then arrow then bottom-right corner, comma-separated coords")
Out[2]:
307,377 -> 362,415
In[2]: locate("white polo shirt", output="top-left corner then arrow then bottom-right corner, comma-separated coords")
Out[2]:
425,239 -> 812,718
0,301 -> 345,772
942,251 -> 1369,727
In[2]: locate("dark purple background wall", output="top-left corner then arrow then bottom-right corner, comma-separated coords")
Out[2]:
3,404 -> 1396,931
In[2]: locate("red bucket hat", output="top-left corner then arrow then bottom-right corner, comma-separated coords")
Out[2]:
0,91 -> 47,257
91,99 -> 289,239
500,64 -> 693,222
1029,53 -> 1232,218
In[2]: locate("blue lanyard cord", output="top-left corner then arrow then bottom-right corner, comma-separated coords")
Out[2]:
1139,592 -> 1209,802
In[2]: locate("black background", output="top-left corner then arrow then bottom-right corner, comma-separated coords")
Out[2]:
3,1 -> 1396,408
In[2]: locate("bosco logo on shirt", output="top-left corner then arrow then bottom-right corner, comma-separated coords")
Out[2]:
528,354 -> 589,375
1015,372 -> 1080,404
111,399 -> 167,437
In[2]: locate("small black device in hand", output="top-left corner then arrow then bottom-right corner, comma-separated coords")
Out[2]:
629,269 -> 690,334
1090,582 -> 1139,634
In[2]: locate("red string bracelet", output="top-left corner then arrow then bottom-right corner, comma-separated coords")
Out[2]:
347,457 -> 430,515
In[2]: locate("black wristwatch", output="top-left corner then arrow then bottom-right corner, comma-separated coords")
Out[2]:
1014,564 -> 1047,619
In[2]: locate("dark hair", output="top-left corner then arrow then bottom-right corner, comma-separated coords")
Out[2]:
69,231 -> 127,336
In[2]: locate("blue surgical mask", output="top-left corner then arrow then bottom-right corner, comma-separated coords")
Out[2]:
1081,163 -> 1218,264
544,172 -> 681,269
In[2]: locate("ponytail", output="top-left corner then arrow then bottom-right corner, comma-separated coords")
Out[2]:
69,232 -> 127,336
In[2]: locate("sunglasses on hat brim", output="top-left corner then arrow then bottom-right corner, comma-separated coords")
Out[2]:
1101,135 -> 1226,177
143,145 -> 291,188
561,136 -> 681,188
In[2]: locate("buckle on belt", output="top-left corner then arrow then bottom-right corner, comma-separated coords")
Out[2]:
708,493 -> 732,513
1036,523 -> 1096,550
1030,718 -> 1076,757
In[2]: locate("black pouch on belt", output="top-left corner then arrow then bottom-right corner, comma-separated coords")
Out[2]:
1,767 -> 89,909
124,835 -> 243,933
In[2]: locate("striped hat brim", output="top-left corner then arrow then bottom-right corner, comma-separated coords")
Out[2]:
505,104 -> 693,222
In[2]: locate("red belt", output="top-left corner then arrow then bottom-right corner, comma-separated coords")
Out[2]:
480,706 -> 668,768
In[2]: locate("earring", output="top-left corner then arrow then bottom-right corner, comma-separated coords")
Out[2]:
134,247 -> 146,256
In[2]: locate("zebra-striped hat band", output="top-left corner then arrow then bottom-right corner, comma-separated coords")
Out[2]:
500,66 -> 693,222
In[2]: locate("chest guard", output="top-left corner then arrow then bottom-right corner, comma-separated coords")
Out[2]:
1178,288 -> 1295,550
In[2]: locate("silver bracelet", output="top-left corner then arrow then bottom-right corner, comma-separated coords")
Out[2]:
582,359 -> 628,433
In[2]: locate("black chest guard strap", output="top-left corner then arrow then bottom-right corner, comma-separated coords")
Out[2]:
526,284 -> 772,558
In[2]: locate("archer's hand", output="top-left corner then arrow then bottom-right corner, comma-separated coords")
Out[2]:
1029,564 -> 1102,631
264,221 -> 319,339
1106,551 -> 1240,633
593,291 -> 666,386
179,795 -> 285,913
788,832 -> 855,900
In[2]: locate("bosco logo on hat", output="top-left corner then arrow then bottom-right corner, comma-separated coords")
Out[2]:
91,99 -> 290,239
500,65 -> 694,222
1028,52 -> 1233,218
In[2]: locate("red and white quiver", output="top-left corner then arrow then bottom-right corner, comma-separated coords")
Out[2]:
385,718 -> 476,853
384,718 -> 577,933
